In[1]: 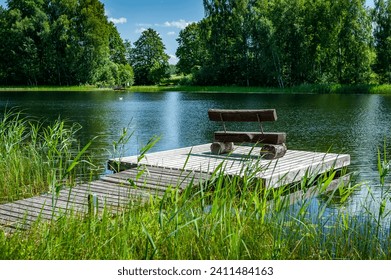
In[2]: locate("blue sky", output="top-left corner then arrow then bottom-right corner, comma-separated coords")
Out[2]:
0,0 -> 376,64
100,0 -> 205,64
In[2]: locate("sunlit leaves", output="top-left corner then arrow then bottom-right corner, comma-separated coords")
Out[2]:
0,0 -> 133,86
129,28 -> 170,85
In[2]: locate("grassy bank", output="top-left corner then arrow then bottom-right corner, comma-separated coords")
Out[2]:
123,84 -> 391,94
2,83 -> 391,94
0,85 -> 109,92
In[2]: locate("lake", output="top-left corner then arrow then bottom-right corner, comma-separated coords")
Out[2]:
1,91 -> 391,214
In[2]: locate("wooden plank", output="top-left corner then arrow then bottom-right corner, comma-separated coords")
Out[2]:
113,144 -> 350,188
99,176 -> 169,193
0,202 -> 54,220
87,181 -> 155,199
58,187 -> 128,207
13,194 -> 83,213
114,168 -> 204,189
108,171 -> 190,190
261,155 -> 350,188
0,207 -> 41,225
77,183 -> 146,200
208,109 -> 277,122
214,131 -> 286,144
0,211 -> 31,230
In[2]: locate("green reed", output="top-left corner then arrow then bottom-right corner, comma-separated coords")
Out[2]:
0,109 -> 98,203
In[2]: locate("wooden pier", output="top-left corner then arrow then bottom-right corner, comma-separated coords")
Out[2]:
0,144 -> 350,233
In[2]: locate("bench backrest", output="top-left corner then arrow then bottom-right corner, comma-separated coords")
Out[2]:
208,109 -> 277,122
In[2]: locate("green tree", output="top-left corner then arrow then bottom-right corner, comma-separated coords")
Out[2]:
198,0 -> 374,86
130,28 -> 170,85
332,0 -> 374,84
202,0 -> 245,85
248,2 -> 281,86
1,0 -> 50,85
0,0 -> 130,86
300,0 -> 335,83
373,0 -> 391,83
108,22 -> 127,65
176,22 -> 206,75
0,6 -> 8,83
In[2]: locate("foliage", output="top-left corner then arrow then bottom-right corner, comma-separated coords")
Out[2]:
0,109 -> 99,203
129,28 -> 170,85
373,0 -> 391,84
176,0 -> 377,87
176,22 -> 207,75
0,0 -> 133,87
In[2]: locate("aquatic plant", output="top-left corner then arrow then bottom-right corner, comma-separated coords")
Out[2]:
0,109 -> 99,203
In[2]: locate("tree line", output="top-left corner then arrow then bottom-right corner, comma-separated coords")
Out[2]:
1,0 -> 391,87
0,0 -> 169,86
176,0 -> 391,87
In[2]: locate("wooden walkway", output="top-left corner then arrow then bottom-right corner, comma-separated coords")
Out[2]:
0,143 -> 350,233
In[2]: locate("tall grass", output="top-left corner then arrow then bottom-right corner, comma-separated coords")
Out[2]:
1,150 -> 390,260
0,109 -> 98,203
1,119 -> 390,259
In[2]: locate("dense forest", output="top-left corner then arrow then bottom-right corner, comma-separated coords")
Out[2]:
176,0 -> 391,87
0,0 -> 130,86
0,0 -> 169,86
1,0 -> 391,87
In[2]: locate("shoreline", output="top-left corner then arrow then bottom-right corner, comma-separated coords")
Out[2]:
1,84 -> 391,94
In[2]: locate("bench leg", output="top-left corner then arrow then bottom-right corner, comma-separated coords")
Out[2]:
261,143 -> 287,159
210,142 -> 234,155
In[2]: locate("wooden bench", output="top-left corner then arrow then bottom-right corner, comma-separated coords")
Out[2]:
208,109 -> 287,159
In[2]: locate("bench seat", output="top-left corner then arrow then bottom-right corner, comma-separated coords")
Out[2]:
214,131 -> 286,145
208,108 -> 287,158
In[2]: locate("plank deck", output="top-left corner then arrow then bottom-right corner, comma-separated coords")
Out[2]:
1,143 -> 350,233
0,163 -> 209,232
111,144 -> 350,188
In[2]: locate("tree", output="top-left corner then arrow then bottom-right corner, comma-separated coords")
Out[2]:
130,28 -> 170,85
197,0 -> 374,86
1,0 -> 50,85
108,22 -> 127,65
0,0 -> 131,86
248,3 -> 281,86
176,22 -> 206,75
0,6 -> 8,83
202,0 -> 246,85
373,0 -> 391,83
331,0 -> 374,84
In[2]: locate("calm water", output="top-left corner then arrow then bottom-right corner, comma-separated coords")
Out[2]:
1,91 -> 391,214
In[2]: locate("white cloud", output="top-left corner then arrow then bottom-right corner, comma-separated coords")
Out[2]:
169,54 -> 178,65
167,31 -> 176,36
109,17 -> 127,24
135,27 -> 147,34
163,19 -> 193,29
